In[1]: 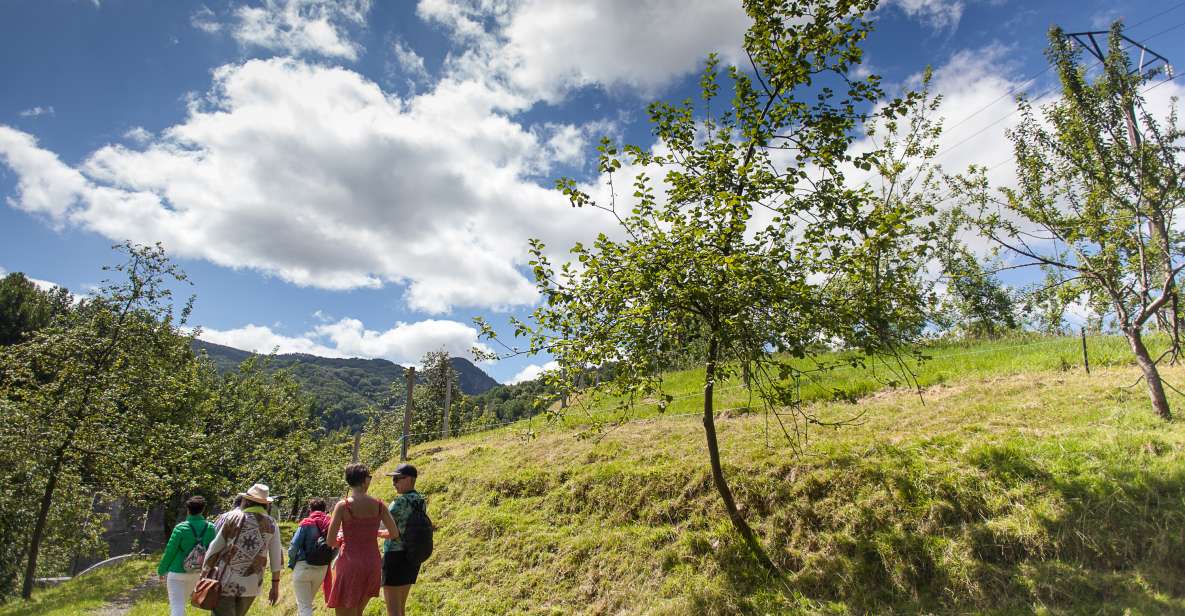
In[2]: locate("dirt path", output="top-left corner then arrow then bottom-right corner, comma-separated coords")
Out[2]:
90,574 -> 160,616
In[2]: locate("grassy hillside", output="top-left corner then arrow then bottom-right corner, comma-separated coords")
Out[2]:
11,335 -> 1185,614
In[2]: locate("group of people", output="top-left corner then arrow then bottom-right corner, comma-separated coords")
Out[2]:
156,462 -> 427,616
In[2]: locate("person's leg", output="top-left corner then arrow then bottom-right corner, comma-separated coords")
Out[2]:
234,595 -> 256,616
164,572 -> 191,616
393,585 -> 412,616
292,563 -> 315,616
211,596 -> 235,616
382,586 -> 398,616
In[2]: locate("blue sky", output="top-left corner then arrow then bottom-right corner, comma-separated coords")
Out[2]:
1,0 -> 1183,383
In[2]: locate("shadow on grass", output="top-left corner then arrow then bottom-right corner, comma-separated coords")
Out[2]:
699,441 -> 1185,615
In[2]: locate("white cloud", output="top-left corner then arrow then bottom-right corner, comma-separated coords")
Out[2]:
191,5 -> 221,33
18,106 -> 54,118
506,360 -> 558,384
0,58 -> 623,313
123,126 -> 153,144
0,126 -> 89,222
199,323 -> 344,357
231,0 -> 372,60
390,39 -> 429,83
883,0 -> 964,31
199,316 -> 492,364
419,0 -> 753,102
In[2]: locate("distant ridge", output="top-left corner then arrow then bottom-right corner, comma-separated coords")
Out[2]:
192,339 -> 498,430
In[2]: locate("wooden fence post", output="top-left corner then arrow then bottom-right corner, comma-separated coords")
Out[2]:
402,366 -> 415,461
442,360 -> 452,439
1080,327 -> 1090,375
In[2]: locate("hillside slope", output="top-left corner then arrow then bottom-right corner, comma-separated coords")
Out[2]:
378,365 -> 1185,614
193,339 -> 499,429
15,337 -> 1185,615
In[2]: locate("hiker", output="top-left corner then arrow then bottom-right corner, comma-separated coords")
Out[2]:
214,493 -> 245,531
203,484 -> 284,616
380,463 -> 427,616
288,497 -> 333,616
325,463 -> 400,616
157,495 -> 216,616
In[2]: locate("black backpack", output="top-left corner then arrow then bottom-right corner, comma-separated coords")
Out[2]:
304,524 -> 336,566
401,499 -> 433,564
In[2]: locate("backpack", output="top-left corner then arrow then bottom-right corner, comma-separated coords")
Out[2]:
401,499 -> 433,564
181,521 -> 208,573
303,525 -> 336,567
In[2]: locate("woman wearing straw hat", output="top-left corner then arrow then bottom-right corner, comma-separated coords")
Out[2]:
203,484 -> 285,616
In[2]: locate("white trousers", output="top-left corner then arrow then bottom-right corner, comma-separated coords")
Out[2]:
166,571 -> 199,616
291,561 -> 329,616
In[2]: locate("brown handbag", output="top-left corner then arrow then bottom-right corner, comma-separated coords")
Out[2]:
191,512 -> 245,610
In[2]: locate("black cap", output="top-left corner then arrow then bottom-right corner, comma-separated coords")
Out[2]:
386,463 -> 418,478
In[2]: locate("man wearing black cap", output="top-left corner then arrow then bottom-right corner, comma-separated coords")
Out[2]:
381,463 -> 425,616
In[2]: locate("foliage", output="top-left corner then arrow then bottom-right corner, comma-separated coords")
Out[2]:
197,341 -> 498,432
0,243 -> 208,597
0,246 -> 360,601
953,23 -> 1185,420
480,0 -> 940,577
0,274 -> 71,347
933,218 -> 1019,339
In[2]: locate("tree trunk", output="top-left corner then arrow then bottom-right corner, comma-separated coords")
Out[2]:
1126,327 -> 1172,421
702,337 -> 781,577
22,447 -> 66,599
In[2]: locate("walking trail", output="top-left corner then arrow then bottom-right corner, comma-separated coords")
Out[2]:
90,574 -> 160,616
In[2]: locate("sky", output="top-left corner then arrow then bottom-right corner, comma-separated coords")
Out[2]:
1,0 -> 1183,384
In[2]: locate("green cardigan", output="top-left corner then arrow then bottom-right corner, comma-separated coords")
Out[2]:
157,515 -> 216,575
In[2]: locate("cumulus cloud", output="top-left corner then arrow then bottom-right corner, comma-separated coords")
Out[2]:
0,126 -> 89,221
191,5 -> 221,33
506,360 -> 558,384
390,39 -> 429,83
199,315 -> 492,364
122,126 -> 153,144
194,0 -> 372,60
0,59 -> 620,312
419,0 -> 753,102
883,0 -> 964,31
18,106 -> 54,118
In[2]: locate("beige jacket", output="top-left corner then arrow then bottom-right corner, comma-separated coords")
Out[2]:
204,506 -> 283,597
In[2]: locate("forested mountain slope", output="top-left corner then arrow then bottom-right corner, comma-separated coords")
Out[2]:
193,339 -> 498,429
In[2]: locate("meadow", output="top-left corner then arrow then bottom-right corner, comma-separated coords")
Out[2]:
6,334 -> 1184,615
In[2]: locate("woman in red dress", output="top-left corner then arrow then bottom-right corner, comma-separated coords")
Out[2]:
326,463 -> 401,616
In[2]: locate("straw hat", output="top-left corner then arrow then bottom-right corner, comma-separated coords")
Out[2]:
243,483 -> 274,505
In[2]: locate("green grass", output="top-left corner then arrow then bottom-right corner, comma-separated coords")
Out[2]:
549,334 -> 1147,430
11,335 -> 1185,614
0,558 -> 155,616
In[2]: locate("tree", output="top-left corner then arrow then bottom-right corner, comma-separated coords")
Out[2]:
934,225 -> 1018,339
953,23 -> 1185,420
0,243 -> 207,598
479,0 -> 938,577
0,273 -> 71,346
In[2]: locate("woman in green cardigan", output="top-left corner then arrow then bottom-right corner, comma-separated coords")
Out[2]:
158,495 -> 216,616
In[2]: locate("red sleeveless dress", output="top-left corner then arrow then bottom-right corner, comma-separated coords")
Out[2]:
326,498 -> 382,608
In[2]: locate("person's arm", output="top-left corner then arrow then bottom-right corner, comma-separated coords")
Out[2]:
379,501 -> 400,541
157,525 -> 183,577
326,501 -> 345,549
204,525 -> 227,567
267,520 -> 283,604
287,525 -> 307,569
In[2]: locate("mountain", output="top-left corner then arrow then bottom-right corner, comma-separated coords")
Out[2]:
192,339 -> 498,430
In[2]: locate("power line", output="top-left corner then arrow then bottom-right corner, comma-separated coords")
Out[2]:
935,19 -> 1185,163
